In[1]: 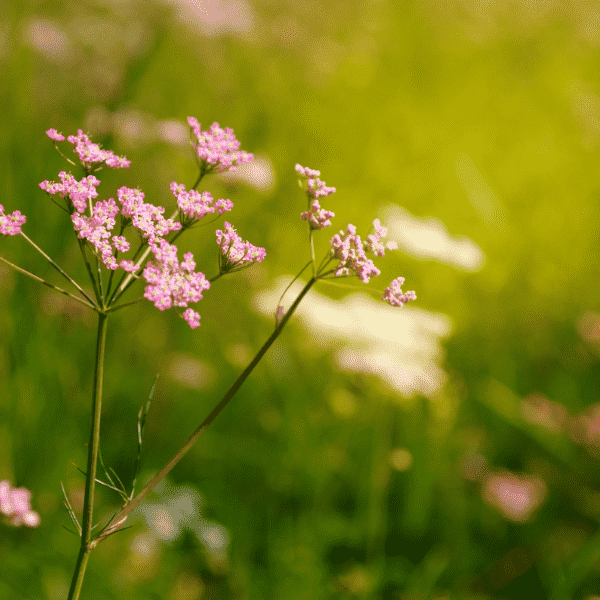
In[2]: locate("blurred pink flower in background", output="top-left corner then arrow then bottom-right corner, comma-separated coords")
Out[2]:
460,451 -> 489,482
520,393 -> 568,433
577,310 -> 600,344
0,480 -> 40,527
483,472 -> 546,523
568,403 -> 600,455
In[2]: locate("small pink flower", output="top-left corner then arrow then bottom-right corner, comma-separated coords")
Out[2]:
382,277 -> 416,307
325,219 -> 403,289
329,224 -> 380,283
301,199 -> 335,230
0,208 -> 26,236
295,164 -> 336,199
0,480 -> 40,527
187,118 -> 253,174
215,222 -> 266,273
40,172 -> 100,214
295,164 -> 321,178
112,236 -> 130,253
117,187 -> 145,219
170,182 -> 233,224
119,260 -> 140,273
183,308 -> 201,329
142,239 -> 210,328
66,129 -> 130,169
46,128 -> 65,142
128,199 -> 181,244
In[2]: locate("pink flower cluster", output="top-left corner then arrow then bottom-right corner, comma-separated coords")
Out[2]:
40,171 -> 100,213
0,205 -> 26,236
46,128 -> 130,170
69,185 -> 180,271
382,277 -> 417,307
0,480 -> 40,527
142,238 -> 210,329
188,118 -> 253,174
296,165 -> 336,230
216,222 -> 267,273
296,166 -> 415,306
118,187 -> 181,244
329,222 -> 394,283
295,164 -> 336,199
170,182 -> 233,224
301,199 -> 335,230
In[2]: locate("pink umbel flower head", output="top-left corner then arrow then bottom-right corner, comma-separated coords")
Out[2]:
170,182 -> 233,226
327,219 -> 401,284
0,480 -> 40,527
301,199 -> 335,230
382,277 -> 416,307
142,239 -> 210,328
46,128 -> 65,142
115,187 -> 182,244
328,224 -> 380,283
0,206 -> 26,236
45,126 -> 129,169
295,164 -> 336,199
216,221 -> 266,273
71,197 -> 122,270
65,129 -> 130,170
117,187 -> 145,219
187,118 -> 253,174
183,308 -> 201,329
39,172 -> 101,214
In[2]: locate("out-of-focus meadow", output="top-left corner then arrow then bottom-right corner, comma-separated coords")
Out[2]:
2,0 -> 600,598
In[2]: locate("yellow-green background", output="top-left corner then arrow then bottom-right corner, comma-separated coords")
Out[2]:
1,0 -> 600,598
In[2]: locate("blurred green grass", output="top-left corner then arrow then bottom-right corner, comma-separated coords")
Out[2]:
2,0 -> 600,598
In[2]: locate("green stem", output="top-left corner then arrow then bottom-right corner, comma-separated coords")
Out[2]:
19,232 -> 96,306
76,239 -> 102,306
309,228 -> 316,277
67,312 -> 109,600
105,297 -> 145,314
103,277 -> 317,532
0,254 -> 96,311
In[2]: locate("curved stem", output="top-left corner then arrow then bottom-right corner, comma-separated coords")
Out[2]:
276,261 -> 312,317
67,312 -> 109,600
105,277 -> 317,530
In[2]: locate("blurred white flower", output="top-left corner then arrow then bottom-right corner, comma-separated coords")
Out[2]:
383,204 -> 485,271
253,279 -> 451,398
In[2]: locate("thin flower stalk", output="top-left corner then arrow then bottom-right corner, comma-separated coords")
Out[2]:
19,232 -> 96,306
67,312 -> 108,600
104,276 -> 317,529
0,254 -> 96,311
